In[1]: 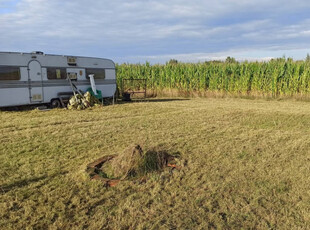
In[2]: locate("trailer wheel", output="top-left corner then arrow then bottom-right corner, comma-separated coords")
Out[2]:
51,99 -> 61,108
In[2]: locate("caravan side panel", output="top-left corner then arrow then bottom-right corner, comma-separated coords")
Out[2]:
43,84 -> 74,103
0,65 -> 31,107
0,87 -> 30,107
105,69 -> 116,79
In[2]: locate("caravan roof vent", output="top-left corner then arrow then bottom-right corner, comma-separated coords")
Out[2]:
31,51 -> 44,55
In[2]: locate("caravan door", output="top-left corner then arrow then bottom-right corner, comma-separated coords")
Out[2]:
28,60 -> 43,103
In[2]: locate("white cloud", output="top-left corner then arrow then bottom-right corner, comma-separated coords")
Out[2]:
122,47 -> 310,64
1,0 -> 310,62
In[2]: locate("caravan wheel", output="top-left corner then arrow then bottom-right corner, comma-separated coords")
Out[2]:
51,99 -> 61,108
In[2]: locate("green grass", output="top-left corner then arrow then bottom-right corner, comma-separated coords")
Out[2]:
0,98 -> 310,229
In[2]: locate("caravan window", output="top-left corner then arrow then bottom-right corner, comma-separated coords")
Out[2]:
86,68 -> 105,79
0,66 -> 20,80
47,68 -> 67,79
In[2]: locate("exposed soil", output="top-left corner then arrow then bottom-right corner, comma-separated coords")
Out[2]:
86,145 -> 182,187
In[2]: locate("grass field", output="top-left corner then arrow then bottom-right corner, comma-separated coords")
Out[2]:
0,98 -> 310,229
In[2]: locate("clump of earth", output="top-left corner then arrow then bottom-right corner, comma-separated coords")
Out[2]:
99,144 -> 181,180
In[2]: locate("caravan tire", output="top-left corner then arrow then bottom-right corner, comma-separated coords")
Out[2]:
51,99 -> 61,108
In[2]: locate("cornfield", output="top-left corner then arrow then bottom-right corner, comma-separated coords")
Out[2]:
116,58 -> 310,97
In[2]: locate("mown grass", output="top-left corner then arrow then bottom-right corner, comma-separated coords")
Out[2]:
0,98 -> 310,229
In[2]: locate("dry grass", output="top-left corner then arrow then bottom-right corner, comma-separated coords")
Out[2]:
154,88 -> 310,102
0,97 -> 310,229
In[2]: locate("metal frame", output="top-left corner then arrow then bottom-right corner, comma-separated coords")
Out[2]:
122,78 -> 147,99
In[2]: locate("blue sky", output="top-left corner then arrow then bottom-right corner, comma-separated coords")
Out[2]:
1,0 -> 310,63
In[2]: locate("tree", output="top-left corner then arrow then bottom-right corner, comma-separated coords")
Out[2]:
306,53 -> 310,63
168,59 -> 178,65
225,56 -> 237,63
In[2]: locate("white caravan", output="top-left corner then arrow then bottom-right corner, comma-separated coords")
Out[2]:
0,51 -> 116,107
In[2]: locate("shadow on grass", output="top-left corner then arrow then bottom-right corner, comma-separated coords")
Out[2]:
0,171 -> 68,193
0,99 -> 190,111
116,98 -> 190,104
0,104 -> 50,112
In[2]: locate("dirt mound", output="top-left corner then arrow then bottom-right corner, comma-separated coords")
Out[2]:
108,144 -> 144,178
87,144 -> 181,186
102,144 -> 177,179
